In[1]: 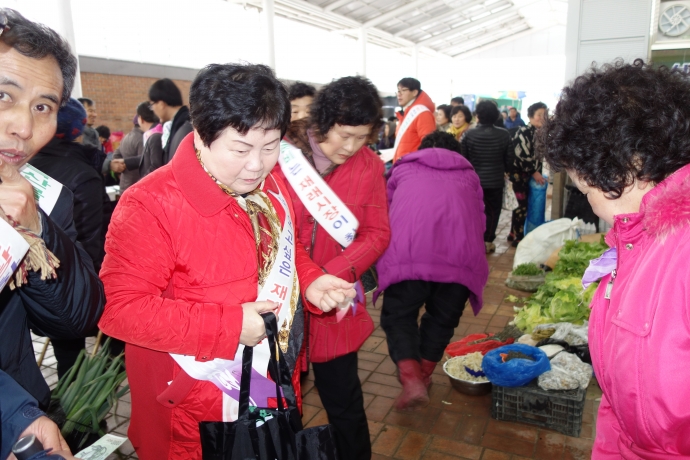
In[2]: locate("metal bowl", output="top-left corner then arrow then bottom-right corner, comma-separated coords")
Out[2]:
443,358 -> 492,396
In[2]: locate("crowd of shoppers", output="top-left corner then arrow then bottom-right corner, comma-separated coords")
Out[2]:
5,6 -> 689,460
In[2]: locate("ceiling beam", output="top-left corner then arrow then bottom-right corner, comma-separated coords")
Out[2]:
324,0 -> 351,12
417,6 -> 520,46
392,0 -> 509,37
449,23 -> 555,57
363,0 -> 434,28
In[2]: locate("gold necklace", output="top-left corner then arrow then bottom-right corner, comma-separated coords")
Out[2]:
195,147 -> 240,197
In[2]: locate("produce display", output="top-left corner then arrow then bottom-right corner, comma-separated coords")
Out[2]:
445,352 -> 489,383
511,263 -> 543,276
513,238 -> 608,333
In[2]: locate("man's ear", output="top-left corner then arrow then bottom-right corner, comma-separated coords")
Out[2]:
411,89 -> 420,99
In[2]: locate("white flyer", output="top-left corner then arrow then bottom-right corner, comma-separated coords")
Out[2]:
19,163 -> 63,215
0,217 -> 29,289
75,434 -> 128,460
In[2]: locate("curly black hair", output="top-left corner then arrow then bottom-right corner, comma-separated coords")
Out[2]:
190,64 -> 290,146
475,100 -> 499,125
310,76 -> 383,141
288,82 -> 316,101
537,59 -> 690,198
418,131 -> 462,154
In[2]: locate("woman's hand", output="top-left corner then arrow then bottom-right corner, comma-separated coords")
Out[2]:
239,301 -> 279,346
305,275 -> 356,313
532,171 -> 546,185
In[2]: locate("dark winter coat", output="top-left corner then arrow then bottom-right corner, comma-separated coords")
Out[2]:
460,124 -> 512,189
30,139 -> 107,271
163,106 -> 193,164
0,186 -> 105,409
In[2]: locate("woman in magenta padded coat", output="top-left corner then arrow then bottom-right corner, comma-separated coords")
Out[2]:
540,60 -> 690,459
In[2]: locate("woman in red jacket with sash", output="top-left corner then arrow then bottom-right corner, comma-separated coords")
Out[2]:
275,76 -> 391,460
98,64 -> 356,459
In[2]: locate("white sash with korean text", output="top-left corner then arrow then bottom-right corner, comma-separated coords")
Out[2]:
170,180 -> 297,421
279,141 -> 359,247
379,104 -> 430,162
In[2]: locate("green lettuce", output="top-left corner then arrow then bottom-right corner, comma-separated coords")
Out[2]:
512,239 -> 609,332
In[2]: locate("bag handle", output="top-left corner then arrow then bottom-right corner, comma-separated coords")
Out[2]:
237,313 -> 299,419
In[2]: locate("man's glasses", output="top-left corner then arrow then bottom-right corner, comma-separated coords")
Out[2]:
396,88 -> 410,95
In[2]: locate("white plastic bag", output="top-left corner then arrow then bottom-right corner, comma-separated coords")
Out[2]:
538,352 -> 592,391
512,218 -> 586,269
502,177 -> 519,211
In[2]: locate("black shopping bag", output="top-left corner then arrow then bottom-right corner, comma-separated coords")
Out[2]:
200,313 -> 338,460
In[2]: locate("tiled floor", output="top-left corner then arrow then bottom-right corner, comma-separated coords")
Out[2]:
33,209 -> 601,460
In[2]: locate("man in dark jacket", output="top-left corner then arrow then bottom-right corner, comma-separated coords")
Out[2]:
461,100 -> 512,253
148,78 -> 192,164
0,8 -> 104,458
30,98 -> 109,378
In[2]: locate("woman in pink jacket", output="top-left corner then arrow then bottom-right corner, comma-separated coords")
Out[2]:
540,59 -> 690,458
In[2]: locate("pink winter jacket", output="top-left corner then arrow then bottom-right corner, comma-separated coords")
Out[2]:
590,163 -> 690,459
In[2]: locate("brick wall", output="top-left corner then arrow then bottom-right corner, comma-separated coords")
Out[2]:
80,72 -> 192,135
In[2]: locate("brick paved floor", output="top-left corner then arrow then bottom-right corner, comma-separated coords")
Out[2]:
33,209 -> 601,460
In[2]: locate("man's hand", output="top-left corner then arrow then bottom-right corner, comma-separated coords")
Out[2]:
239,301 -> 279,346
110,159 -> 126,173
0,160 -> 40,233
8,416 -> 71,460
305,275 -> 356,313
532,171 -> 546,186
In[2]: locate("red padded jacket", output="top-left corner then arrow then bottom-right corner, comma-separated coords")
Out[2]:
99,134 -> 323,459
276,122 -> 391,362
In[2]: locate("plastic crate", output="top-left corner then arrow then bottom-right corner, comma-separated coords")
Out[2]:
491,379 -> 586,437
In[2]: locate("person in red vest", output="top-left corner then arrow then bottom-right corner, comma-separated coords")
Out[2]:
392,77 -> 436,163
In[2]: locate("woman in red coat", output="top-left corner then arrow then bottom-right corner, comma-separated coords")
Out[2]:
98,64 -> 356,460
275,76 -> 391,460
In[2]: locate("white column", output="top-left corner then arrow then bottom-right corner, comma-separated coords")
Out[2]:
263,0 -> 276,71
55,0 -> 82,98
359,27 -> 367,77
412,44 -> 419,79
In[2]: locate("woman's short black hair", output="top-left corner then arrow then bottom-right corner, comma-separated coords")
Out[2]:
310,76 -> 383,141
538,59 -> 690,198
149,78 -> 183,107
451,96 -> 465,105
476,100 -> 499,125
95,125 -> 110,140
527,102 -> 547,119
136,101 -> 159,124
190,63 -> 290,146
288,82 -> 316,101
0,8 -> 77,107
397,77 -> 421,92
451,105 -> 472,125
418,131 -> 462,154
436,104 -> 451,121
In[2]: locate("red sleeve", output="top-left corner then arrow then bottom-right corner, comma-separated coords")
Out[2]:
98,192 -> 243,362
415,111 -> 437,142
322,156 -> 391,281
